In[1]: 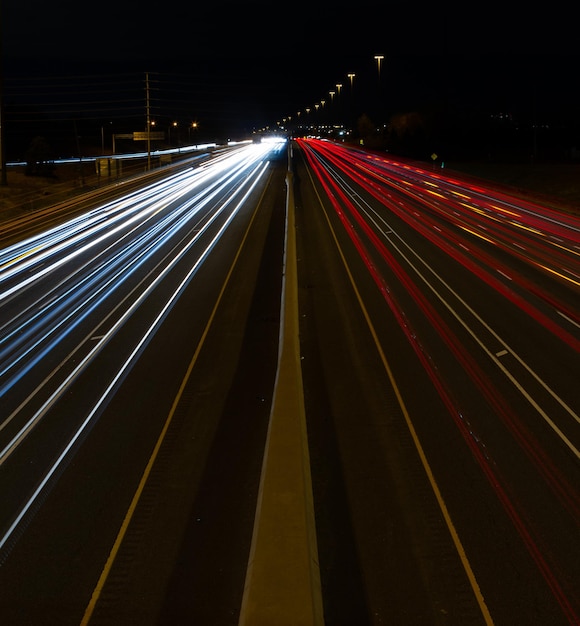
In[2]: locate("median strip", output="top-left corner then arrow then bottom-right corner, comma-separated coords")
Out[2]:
238,153 -> 323,625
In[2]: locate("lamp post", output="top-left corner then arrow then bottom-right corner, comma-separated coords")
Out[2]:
334,83 -> 344,129
168,121 -> 178,146
374,55 -> 385,124
189,121 -> 198,145
347,74 -> 356,131
145,72 -> 152,170
328,90 -> 336,126
0,47 -> 5,184
374,55 -> 384,81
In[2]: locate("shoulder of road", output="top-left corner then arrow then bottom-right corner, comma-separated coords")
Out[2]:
1,157 -> 579,226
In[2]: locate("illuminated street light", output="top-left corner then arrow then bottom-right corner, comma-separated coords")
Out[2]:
168,120 -> 178,145
374,55 -> 384,80
189,121 -> 198,143
374,55 -> 386,125
336,83 -> 343,94
347,73 -> 355,88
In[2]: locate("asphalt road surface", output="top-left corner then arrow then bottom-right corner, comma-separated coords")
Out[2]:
0,142 -> 288,625
295,138 -> 580,625
0,138 -> 579,625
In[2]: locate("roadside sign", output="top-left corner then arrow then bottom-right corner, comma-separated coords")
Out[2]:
133,131 -> 165,141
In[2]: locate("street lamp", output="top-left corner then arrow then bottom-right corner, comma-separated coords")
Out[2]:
374,55 -> 386,126
346,74 -> 356,132
189,121 -> 198,144
374,55 -> 384,80
169,120 -> 178,145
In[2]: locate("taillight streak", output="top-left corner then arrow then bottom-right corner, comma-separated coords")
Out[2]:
303,140 -> 580,349
299,138 -> 580,623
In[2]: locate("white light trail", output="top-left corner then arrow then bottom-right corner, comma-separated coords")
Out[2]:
0,156 -> 272,554
0,141 -> 284,449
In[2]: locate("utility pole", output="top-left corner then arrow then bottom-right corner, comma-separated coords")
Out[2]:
146,72 -> 151,171
0,0 -> 7,185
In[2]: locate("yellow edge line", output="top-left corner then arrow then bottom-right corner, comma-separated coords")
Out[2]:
306,164 -> 495,626
80,170 -> 273,625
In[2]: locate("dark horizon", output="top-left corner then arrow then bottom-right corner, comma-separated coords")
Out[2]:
2,2 -> 579,162
3,52 -> 578,164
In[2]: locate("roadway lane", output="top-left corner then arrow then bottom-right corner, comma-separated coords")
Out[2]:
0,151 -> 215,248
0,141 -> 287,624
295,139 -> 580,625
1,135 -> 578,626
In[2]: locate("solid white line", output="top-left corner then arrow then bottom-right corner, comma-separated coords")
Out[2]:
0,162 -> 270,555
81,163 -> 272,626
303,155 -> 494,625
496,269 -> 512,281
364,201 -> 580,446
557,310 -> 580,330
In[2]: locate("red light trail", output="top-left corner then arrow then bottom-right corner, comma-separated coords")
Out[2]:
298,137 -> 580,624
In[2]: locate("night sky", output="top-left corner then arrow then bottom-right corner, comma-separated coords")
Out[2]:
1,1 -> 578,155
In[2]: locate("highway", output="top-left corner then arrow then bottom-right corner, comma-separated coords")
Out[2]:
0,136 -> 578,625
295,138 -> 580,625
0,140 -> 288,624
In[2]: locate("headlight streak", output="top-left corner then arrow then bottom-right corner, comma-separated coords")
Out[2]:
0,144 -> 274,332
0,206 -> 191,367
299,138 -> 580,624
1,159 -> 271,559
0,154 -> 272,555
0,169 -> 200,272
1,145 -> 269,333
0,148 -> 267,301
1,200 -> 204,393
0,144 -> 276,459
0,148 -> 271,398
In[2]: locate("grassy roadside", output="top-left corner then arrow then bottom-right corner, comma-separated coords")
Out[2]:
0,158 -> 155,223
0,162 -> 111,221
